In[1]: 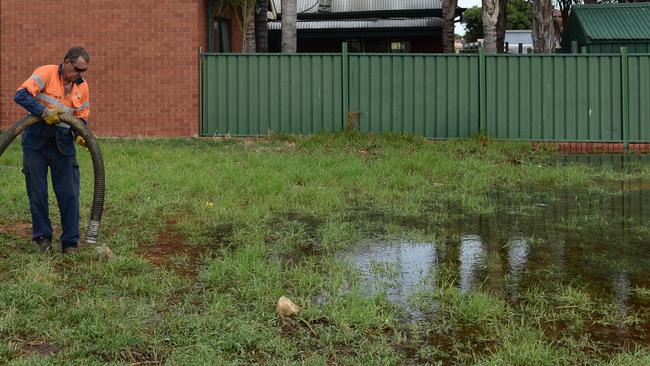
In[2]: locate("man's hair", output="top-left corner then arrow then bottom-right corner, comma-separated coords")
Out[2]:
64,47 -> 90,63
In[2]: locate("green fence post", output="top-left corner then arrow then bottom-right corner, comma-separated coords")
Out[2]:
479,47 -> 486,134
621,47 -> 629,151
341,42 -> 349,131
198,47 -> 203,136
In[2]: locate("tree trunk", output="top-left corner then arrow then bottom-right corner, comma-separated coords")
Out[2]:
482,0 -> 499,53
245,13 -> 256,53
255,0 -> 268,52
281,0 -> 297,53
532,0 -> 555,53
496,0 -> 507,53
442,0 -> 459,53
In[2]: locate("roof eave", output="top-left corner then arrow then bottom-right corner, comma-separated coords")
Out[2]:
276,8 -> 449,20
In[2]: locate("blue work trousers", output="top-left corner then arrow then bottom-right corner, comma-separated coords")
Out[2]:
22,141 -> 80,248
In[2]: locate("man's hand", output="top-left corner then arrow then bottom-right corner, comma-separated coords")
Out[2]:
41,108 -> 64,125
75,136 -> 87,147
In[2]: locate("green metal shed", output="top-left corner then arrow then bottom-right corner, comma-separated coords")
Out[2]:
561,3 -> 650,53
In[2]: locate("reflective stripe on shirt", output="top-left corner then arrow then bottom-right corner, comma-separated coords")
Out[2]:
29,74 -> 45,89
36,93 -> 74,114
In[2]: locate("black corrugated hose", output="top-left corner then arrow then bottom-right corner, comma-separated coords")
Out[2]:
0,114 -> 104,245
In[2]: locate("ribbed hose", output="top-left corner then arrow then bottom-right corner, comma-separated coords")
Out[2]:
0,114 -> 105,244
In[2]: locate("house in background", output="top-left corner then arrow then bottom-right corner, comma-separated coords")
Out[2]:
504,30 -> 533,54
561,3 -> 650,53
267,0 -> 463,53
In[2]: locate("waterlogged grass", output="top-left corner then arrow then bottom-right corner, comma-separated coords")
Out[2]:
0,132 -> 649,364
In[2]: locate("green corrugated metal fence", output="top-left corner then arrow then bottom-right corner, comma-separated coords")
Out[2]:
587,43 -> 650,54
202,54 -> 342,136
348,55 -> 480,138
200,49 -> 650,144
628,55 -> 650,142
484,55 -> 623,141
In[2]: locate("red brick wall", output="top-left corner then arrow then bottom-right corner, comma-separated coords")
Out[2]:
1,0 -> 219,137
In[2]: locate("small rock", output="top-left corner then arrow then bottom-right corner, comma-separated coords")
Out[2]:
96,244 -> 114,261
276,296 -> 300,317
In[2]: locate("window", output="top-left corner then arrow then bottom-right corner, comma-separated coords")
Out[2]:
390,41 -> 411,53
211,17 -> 231,53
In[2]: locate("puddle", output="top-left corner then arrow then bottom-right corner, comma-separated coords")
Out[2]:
340,182 -> 650,345
345,240 -> 437,316
345,185 -> 650,296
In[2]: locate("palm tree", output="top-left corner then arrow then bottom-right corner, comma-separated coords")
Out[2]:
281,0 -> 297,52
255,0 -> 269,52
482,0 -> 500,53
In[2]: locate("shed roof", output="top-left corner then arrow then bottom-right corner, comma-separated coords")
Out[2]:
569,3 -> 650,41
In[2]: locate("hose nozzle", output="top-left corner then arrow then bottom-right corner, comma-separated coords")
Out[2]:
86,219 -> 101,244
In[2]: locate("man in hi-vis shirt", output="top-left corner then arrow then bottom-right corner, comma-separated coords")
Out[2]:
14,47 -> 91,254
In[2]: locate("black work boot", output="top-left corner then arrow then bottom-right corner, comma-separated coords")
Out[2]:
61,244 -> 79,255
34,236 -> 52,254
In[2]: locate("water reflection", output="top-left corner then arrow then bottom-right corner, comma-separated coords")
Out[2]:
506,237 -> 529,297
343,185 -> 650,306
339,157 -> 650,350
613,272 -> 631,322
459,235 -> 486,293
348,240 -> 437,306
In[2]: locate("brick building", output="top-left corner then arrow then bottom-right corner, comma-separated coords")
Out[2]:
1,0 -> 242,137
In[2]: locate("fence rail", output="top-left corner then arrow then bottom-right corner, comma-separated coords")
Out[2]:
200,48 -> 650,144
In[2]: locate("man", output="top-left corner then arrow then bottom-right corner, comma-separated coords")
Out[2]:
13,47 -> 91,254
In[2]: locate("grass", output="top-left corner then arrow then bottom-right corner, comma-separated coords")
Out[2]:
1,132 -> 649,365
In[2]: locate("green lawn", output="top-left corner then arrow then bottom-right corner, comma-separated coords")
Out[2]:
1,132 -> 649,365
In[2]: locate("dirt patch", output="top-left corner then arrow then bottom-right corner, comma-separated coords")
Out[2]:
137,220 -> 206,277
19,341 -> 60,357
0,223 -> 32,239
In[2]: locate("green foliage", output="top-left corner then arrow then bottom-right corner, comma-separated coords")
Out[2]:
462,0 -> 533,42
463,6 -> 484,43
508,0 -> 533,30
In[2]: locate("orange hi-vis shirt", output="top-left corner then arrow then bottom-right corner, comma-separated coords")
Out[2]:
19,64 -> 90,123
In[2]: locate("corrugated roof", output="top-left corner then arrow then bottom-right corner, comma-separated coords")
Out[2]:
268,17 -> 442,30
504,30 -> 532,45
275,0 -> 442,14
571,3 -> 650,40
